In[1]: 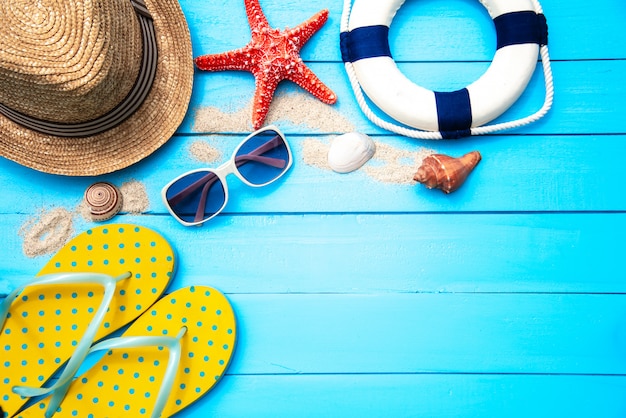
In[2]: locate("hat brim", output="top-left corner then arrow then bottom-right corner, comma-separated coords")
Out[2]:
0,0 -> 193,176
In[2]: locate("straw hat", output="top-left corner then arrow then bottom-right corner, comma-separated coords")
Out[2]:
0,0 -> 193,176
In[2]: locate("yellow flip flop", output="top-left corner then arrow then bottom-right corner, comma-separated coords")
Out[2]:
16,286 -> 237,418
1,224 -> 175,417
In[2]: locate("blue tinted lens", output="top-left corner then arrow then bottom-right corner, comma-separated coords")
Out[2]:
235,129 -> 290,185
165,170 -> 226,223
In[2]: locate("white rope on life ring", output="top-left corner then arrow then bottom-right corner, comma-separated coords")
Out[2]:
340,0 -> 554,139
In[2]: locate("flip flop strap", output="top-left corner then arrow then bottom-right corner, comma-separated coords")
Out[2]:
6,272 -> 131,406
42,327 -> 187,418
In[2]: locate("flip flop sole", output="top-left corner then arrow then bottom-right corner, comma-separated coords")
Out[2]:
1,224 -> 175,416
17,286 -> 237,418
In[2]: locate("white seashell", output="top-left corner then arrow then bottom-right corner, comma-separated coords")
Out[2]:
327,132 -> 376,173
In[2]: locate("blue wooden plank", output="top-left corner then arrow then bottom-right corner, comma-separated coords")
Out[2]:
209,293 -> 626,376
388,0 -> 626,61
31,373 -> 626,417
2,213 -> 624,294
183,374 -> 626,418
0,133 -> 624,214
182,0 -> 626,62
8,292 -> 625,376
148,133 -> 626,213
177,60 -> 626,136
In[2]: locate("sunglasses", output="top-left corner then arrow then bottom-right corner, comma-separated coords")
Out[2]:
162,126 -> 292,226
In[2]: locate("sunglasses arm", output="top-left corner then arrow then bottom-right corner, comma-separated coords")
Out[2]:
168,172 -> 219,207
243,134 -> 285,162
234,153 -> 286,168
230,134 -> 288,169
194,178 -> 213,222
192,152 -> 286,221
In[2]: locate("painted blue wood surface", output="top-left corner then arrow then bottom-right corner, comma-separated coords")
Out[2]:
1,0 -> 625,417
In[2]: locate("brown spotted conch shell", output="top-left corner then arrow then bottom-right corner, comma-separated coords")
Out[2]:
413,151 -> 482,194
84,182 -> 123,221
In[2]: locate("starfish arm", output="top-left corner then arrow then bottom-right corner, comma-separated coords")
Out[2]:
244,0 -> 270,32
194,1 -> 337,129
287,62 -> 337,105
251,75 -> 280,129
285,9 -> 329,50
194,47 -> 256,72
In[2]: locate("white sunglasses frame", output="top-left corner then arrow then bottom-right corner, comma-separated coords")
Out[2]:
161,125 -> 293,227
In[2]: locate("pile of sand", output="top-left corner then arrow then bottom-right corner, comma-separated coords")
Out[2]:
19,207 -> 74,258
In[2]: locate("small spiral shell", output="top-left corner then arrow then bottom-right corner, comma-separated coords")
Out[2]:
84,182 -> 123,221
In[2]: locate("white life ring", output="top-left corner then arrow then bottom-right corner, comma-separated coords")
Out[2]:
340,0 -> 553,139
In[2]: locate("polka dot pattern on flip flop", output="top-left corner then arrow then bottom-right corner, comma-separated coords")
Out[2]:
1,224 -> 175,418
15,286 -> 236,418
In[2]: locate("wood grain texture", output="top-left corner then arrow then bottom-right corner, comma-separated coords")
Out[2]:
0,133 -> 624,214
2,212 -> 624,294
179,60 -> 626,135
186,0 -> 626,61
183,374 -> 626,418
1,0 -> 625,416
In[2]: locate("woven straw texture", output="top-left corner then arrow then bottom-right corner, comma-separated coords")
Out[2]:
0,0 -> 193,176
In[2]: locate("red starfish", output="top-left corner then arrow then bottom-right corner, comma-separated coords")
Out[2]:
194,0 -> 337,129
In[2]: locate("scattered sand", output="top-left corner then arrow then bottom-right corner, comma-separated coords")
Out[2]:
190,140 -> 221,163
193,92 -> 355,133
77,200 -> 94,222
193,102 -> 252,133
301,138 -> 331,171
302,138 -> 435,184
120,180 -> 149,214
363,142 -> 436,184
20,207 -> 74,258
265,93 -> 354,133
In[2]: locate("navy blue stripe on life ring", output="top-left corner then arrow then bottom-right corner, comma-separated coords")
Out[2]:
340,25 -> 391,63
494,11 -> 548,49
341,12 -> 548,62
435,89 -> 472,139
